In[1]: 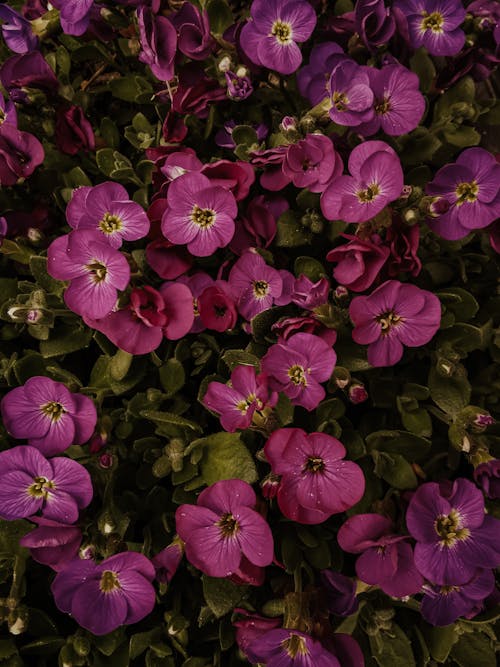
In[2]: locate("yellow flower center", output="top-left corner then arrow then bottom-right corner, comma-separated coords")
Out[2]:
271,20 -> 292,44
288,364 -> 307,386
376,310 -> 403,335
86,260 -> 108,283
27,476 -> 55,498
357,183 -> 381,203
375,98 -> 391,115
332,91 -> 349,112
455,181 -> 478,205
253,280 -> 269,298
281,634 -> 310,658
191,205 -> 216,229
40,401 -> 66,422
304,456 -> 325,473
421,11 -> 444,33
217,513 -> 240,538
99,212 -> 123,234
434,509 -> 470,547
99,570 -> 121,593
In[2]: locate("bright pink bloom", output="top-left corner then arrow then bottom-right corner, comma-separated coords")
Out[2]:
177,272 -> 214,333
175,479 -> 274,577
261,333 -> 336,410
350,280 -> 441,367
327,234 -> 390,292
203,365 -> 277,432
47,230 -> 130,320
265,428 -> 365,524
161,172 -> 237,256
145,238 -> 193,279
229,252 -> 284,321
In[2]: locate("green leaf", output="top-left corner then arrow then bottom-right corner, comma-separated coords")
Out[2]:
370,624 -> 416,667
202,576 -> 247,618
437,287 -> 479,322
207,0 -> 233,34
424,624 -> 459,663
293,256 -> 326,281
366,430 -> 431,461
409,48 -> 435,93
189,432 -> 257,485
39,325 -> 93,358
159,358 -> 185,397
110,75 -> 153,102
450,632 -> 496,667
276,211 -> 313,247
372,450 -> 417,489
428,365 -> 471,415
220,349 -> 260,371
231,125 -> 258,147
140,410 -> 202,433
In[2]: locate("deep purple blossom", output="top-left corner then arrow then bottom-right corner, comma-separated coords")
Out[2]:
426,148 -> 500,241
19,517 -> 82,571
229,252 -> 284,320
57,0 -> 94,36
262,333 -> 336,410
171,2 -> 215,61
51,552 -> 156,635
395,0 -> 466,56
406,478 -> 500,585
338,513 -> 424,597
474,459 -> 500,499
203,364 -> 277,432
47,229 -> 130,320
349,280 -> 441,367
327,59 -> 374,127
0,123 -> 44,186
321,141 -> 404,224
327,234 -> 390,292
161,172 -> 237,256
55,105 -> 95,156
0,91 -> 17,127
246,629 -> 340,667
225,71 -> 253,100
0,446 -> 92,523
198,281 -> 238,332
175,479 -> 274,577
1,376 -> 97,456
152,541 -> 183,584
233,610 -> 282,656
297,42 -> 346,105
229,194 -> 280,255
355,0 -> 396,49
0,52 -> 59,102
264,429 -> 365,524
278,133 -> 343,193
137,6 -> 177,82
240,0 -> 317,75
0,5 -> 38,53
291,275 -> 330,309
321,570 -> 359,616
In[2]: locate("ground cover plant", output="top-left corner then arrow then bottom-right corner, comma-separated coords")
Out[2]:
0,0 -> 500,665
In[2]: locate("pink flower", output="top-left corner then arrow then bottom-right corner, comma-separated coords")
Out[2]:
175,479 -> 274,577
327,234 -> 390,292
350,280 -> 441,367
161,172 -> 237,256
265,428 -> 365,524
261,333 -> 336,410
291,275 -> 330,309
152,541 -> 183,583
198,282 -> 238,332
385,219 -> 421,278
19,517 -> 82,571
203,365 -> 277,432
280,134 -> 343,193
229,252 -> 284,320
145,238 -> 193,280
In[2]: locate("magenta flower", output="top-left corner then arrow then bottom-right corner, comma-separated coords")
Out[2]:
203,365 -> 277,432
198,281 -> 238,332
51,552 -> 156,635
175,479 -> 274,578
474,459 -> 500,499
171,2 -> 215,61
19,517 -> 82,572
355,0 -> 396,49
297,42 -> 346,105
356,65 -> 426,137
385,218 -> 422,278
177,272 -> 214,333
327,59 -> 375,127
327,234 -> 390,292
321,141 -> 404,224
84,283 -> 194,355
338,514 -> 424,597
281,134 -> 343,193
1,376 -> 96,456
152,541 -> 183,584
264,428 -> 365,524
246,629 -> 340,667
349,280 -> 441,367
240,0 -> 317,75
233,610 -> 282,656
229,252 -> 284,321
426,148 -> 500,240
47,230 -> 130,320
395,0 -> 466,56
225,71 -> 253,101
406,478 -> 500,585
58,0 -> 94,36
0,5 -> 38,53
55,105 -> 95,156
0,123 -> 44,186
261,333 -> 336,410
66,182 -> 150,248
137,6 -> 177,82
161,172 -> 237,257
0,446 -> 93,523
145,238 -> 193,280
291,275 -> 329,310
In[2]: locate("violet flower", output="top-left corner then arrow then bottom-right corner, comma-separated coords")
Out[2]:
229,194 -> 279,255
0,5 -> 38,53
474,459 -> 500,499
55,105 -> 95,156
1,375 -> 97,456
321,141 -> 404,224
279,133 -> 343,193
228,251 -> 284,321
264,428 -> 365,524
225,71 -> 253,101
47,229 -> 131,320
261,333 -> 337,410
291,275 -> 330,310
327,59 -> 374,127
51,552 -> 156,635
0,446 -> 93,523
406,478 -> 500,585
152,541 -> 183,584
57,0 -> 94,36
19,517 -> 82,571
233,609 -> 282,656
137,6 -> 177,82
171,2 -> 215,61
297,42 -> 346,105
355,0 -> 396,49
0,52 -> 59,102
0,123 -> 44,186
203,364 -> 277,432
338,513 -> 424,597
395,0 -> 466,56
0,91 -> 17,127
320,570 -> 359,617
175,479 -> 274,578
246,629 -> 340,667
161,172 -> 237,257
215,120 -> 268,150
240,0 -> 317,76
349,280 -> 441,367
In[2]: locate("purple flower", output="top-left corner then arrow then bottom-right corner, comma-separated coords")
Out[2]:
356,65 -> 426,137
233,609 -> 282,656
350,280 -> 441,367
0,446 -> 92,523
0,123 -> 44,186
0,5 -> 38,53
161,172 -> 237,257
321,141 -> 404,224
0,216 -> 7,246
320,570 -> 359,617
406,478 -> 500,585
19,517 -> 82,571
240,0 -> 317,76
426,148 -> 500,241
198,281 -> 238,332
261,333 -> 336,410
175,479 -> 274,578
246,629 -> 340,667
355,0 -> 396,49
66,182 -> 150,248
0,52 -> 59,103
229,252 -> 284,321
55,105 -> 95,156
291,275 -> 329,310
421,569 -> 495,626
265,428 -> 365,524
51,552 -> 156,635
0,91 -> 17,126
395,0 -> 466,56
47,230 -> 130,320
1,376 -> 97,456
338,514 -> 424,597
230,194 -> 279,255
225,71 -> 253,101
171,2 -> 215,61
327,59 -> 374,127
474,459 -> 500,499
203,365 -> 277,432
137,6 -> 177,82
146,238 -> 193,280
297,42 -> 346,105
327,234 -> 390,293
280,134 -> 343,193
215,120 -> 268,149
57,0 -> 94,36
152,541 -> 183,584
